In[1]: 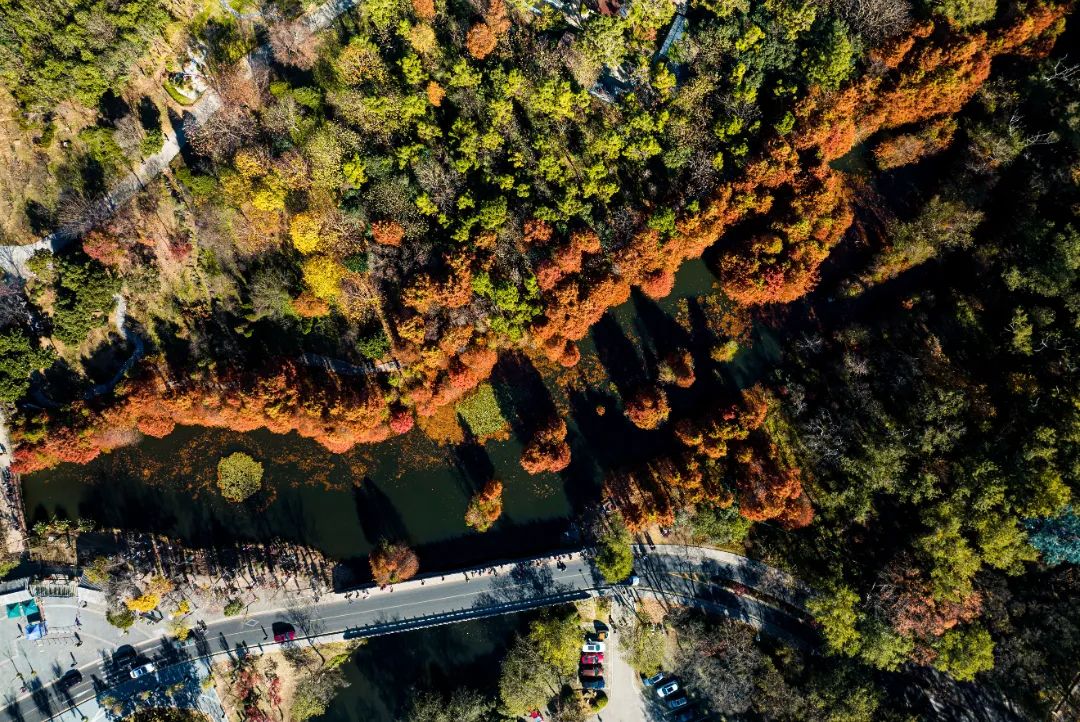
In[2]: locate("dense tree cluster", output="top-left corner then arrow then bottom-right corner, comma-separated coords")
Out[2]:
1,0 -> 1078,713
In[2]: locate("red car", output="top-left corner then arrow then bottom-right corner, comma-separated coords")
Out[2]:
580,665 -> 604,678
273,629 -> 296,643
580,653 -> 604,665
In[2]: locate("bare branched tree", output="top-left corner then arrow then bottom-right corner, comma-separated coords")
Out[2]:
268,20 -> 322,70
831,0 -> 912,43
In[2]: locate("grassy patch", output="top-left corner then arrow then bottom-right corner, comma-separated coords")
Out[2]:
456,383 -> 509,441
163,80 -> 198,106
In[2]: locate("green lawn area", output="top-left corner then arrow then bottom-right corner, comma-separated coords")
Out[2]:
456,383 -> 509,441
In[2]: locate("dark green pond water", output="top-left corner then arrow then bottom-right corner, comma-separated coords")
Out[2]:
21,424 -> 575,569
319,611 -> 530,721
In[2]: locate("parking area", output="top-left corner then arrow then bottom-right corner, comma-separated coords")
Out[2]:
638,672 -> 708,722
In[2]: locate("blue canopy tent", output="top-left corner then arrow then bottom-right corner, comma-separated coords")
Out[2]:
25,621 -> 46,640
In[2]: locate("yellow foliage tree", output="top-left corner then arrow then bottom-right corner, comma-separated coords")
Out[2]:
303,255 -> 347,301
290,212 -> 323,254
146,575 -> 174,597
234,148 -> 268,179
169,619 -> 191,641
125,594 -> 160,613
408,24 -> 438,54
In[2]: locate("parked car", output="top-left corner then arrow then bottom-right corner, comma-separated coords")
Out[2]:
57,670 -> 83,690
657,681 -> 680,698
582,642 -> 606,653
581,653 -> 604,665
129,662 -> 156,679
642,672 -> 666,686
673,708 -> 697,722
667,696 -> 690,711
580,665 -> 604,677
581,678 -> 606,691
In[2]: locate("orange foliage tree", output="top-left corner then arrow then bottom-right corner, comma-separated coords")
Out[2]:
369,540 -> 420,586
625,385 -> 671,430
411,0 -> 435,21
465,0 -> 509,60
734,440 -> 813,528
464,479 -> 504,532
520,416 -> 571,474
371,220 -> 405,247
660,349 -> 695,388
11,359 -> 396,474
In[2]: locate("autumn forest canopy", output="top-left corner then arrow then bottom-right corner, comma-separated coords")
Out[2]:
1,0 -> 1079,714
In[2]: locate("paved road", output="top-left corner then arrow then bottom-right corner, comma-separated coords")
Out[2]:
2,546 -> 814,722
3,554 -> 596,722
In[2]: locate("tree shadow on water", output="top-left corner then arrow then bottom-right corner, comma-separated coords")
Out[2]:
490,352 -> 559,440
352,478 -> 410,546
591,313 -> 648,397
632,290 -> 693,360
451,442 -> 495,495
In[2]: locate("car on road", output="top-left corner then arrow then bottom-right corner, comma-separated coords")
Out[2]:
580,665 -> 604,677
582,642 -> 606,653
666,696 -> 689,711
581,653 -> 604,665
272,621 -> 297,643
642,672 -> 666,686
129,662 -> 156,679
113,645 -> 137,666
657,681 -> 680,698
57,670 -> 83,690
581,678 -> 606,691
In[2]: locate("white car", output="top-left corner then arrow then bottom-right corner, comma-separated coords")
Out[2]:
582,642 -> 606,653
657,681 -> 680,698
129,662 -> 156,679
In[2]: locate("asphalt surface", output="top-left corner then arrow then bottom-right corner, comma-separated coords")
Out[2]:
2,546 -> 813,722
3,555 -> 597,722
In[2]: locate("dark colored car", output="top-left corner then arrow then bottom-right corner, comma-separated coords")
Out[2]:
580,653 -> 604,665
57,670 -> 83,690
272,622 -> 296,643
581,678 -> 606,691
113,645 -> 137,665
673,707 -> 697,722
580,665 -> 604,677
667,695 -> 690,711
